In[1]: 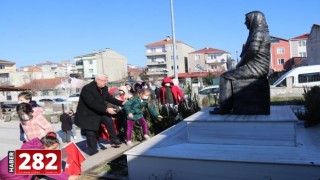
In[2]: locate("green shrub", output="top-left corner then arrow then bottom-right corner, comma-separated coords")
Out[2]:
270,96 -> 304,105
131,98 -> 200,141
201,94 -> 218,107
303,86 -> 320,127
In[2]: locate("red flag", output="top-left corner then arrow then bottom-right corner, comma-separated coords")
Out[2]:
98,118 -> 119,141
99,123 -> 110,141
63,142 -> 86,175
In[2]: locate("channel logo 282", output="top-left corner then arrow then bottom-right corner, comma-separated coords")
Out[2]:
11,150 -> 62,174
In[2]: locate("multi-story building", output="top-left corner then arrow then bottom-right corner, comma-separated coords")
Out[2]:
74,53 -> 95,79
10,60 -> 78,87
306,24 -> 320,65
145,36 -> 195,81
270,36 -> 291,72
10,67 -> 55,87
0,59 -> 16,86
188,47 -> 231,73
59,60 -> 78,76
35,61 -> 71,78
289,34 -> 309,58
74,48 -> 128,82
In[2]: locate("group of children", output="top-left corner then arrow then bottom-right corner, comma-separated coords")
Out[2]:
0,91 -> 78,179
107,77 -> 185,146
107,84 -> 163,146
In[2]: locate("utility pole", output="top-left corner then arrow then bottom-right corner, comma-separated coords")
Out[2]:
236,51 -> 239,63
170,0 -> 178,80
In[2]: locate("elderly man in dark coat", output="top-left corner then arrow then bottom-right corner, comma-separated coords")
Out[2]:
75,74 -> 123,155
211,11 -> 271,114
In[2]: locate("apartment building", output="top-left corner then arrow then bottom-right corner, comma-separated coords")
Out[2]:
289,34 -> 309,58
306,24 -> 320,65
9,60 -> 78,87
0,59 -> 16,86
35,61 -> 69,77
188,47 -> 231,73
270,36 -> 291,72
74,48 -> 128,82
145,36 -> 195,81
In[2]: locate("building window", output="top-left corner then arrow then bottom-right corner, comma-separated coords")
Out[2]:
191,78 -> 198,84
0,65 -> 5,69
151,48 -> 156,53
171,65 -> 179,70
210,54 -> 217,59
195,55 -> 200,60
89,60 -> 93,64
89,69 -> 93,73
42,90 -> 49,96
54,89 -> 59,95
277,58 -> 285,65
299,52 -> 307,57
76,60 -> 83,65
276,48 -> 285,54
171,56 -> 178,60
170,45 -> 178,51
298,40 -> 306,47
162,46 -> 166,51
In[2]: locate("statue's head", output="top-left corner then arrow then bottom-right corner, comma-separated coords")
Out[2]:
245,11 -> 268,31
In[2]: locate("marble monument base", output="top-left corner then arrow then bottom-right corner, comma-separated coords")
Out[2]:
125,106 -> 320,180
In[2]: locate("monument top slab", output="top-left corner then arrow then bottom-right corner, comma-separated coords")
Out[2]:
185,106 -> 298,122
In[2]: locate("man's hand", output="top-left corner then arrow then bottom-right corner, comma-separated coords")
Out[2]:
128,113 -> 133,118
106,108 -> 117,115
158,115 -> 163,120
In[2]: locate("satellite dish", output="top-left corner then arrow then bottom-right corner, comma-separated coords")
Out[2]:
195,64 -> 205,72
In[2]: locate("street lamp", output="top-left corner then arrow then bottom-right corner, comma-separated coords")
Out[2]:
170,0 -> 178,80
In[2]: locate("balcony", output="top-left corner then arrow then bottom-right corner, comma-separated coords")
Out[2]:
146,49 -> 167,56
206,58 -> 224,64
0,80 -> 11,86
147,60 -> 167,65
147,69 -> 168,75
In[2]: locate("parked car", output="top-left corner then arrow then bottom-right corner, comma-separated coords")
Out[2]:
66,93 -> 80,102
1,101 -> 19,112
38,98 -> 67,106
199,85 -> 219,95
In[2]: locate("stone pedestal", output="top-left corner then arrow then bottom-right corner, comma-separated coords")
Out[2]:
125,106 -> 320,180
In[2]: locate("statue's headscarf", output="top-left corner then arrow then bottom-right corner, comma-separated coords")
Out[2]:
245,11 -> 269,33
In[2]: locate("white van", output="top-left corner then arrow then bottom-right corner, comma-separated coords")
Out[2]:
271,65 -> 320,88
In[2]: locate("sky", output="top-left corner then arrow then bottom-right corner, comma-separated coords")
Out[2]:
0,0 -> 319,68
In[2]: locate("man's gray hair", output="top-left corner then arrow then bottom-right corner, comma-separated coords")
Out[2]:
95,74 -> 108,80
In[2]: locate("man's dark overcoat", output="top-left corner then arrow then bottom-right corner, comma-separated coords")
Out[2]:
75,81 -> 122,131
